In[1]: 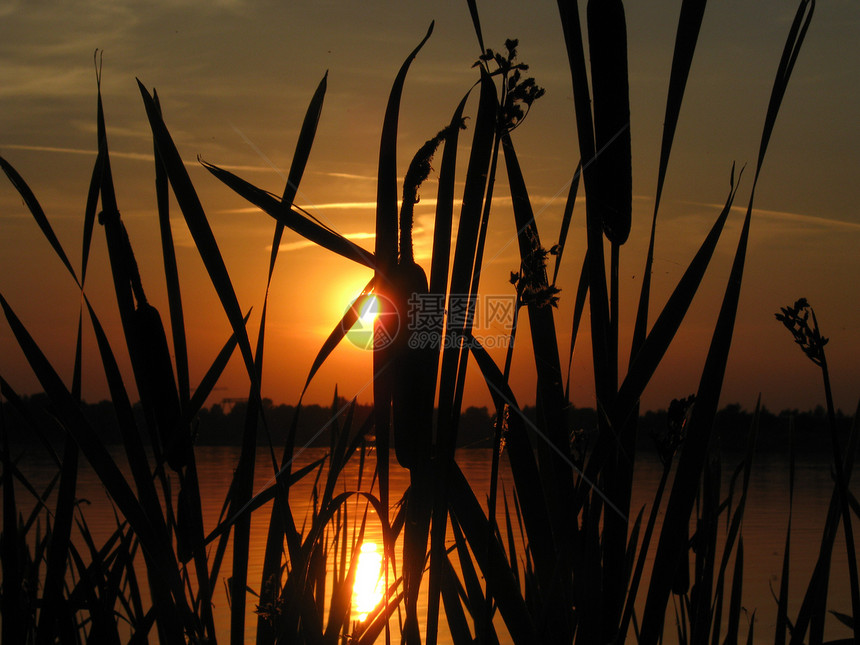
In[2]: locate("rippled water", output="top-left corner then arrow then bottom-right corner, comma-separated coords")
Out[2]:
11,445 -> 855,643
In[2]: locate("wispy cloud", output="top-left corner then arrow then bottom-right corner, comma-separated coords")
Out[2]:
0,144 -> 285,176
317,171 -> 377,181
686,200 -> 860,232
267,231 -> 375,253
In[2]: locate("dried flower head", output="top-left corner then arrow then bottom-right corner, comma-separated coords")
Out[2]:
474,37 -> 546,133
774,298 -> 829,366
509,232 -> 561,309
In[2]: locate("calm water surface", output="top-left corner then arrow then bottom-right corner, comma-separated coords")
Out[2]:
11,445 -> 855,643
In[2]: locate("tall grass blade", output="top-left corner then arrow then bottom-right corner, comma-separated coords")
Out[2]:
428,93 -> 470,308
631,0 -> 707,394
201,161 -> 375,268
501,132 -> 569,460
465,0 -> 486,55
556,0 -> 596,168
754,0 -> 815,180
564,252 -> 589,401
372,28 -> 434,602
556,0 -> 612,416
642,7 -> 814,634
35,437 -> 78,644
440,550 -> 474,644
300,279 -> 373,401
229,73 -> 327,645
81,116 -> 103,286
152,90 -> 191,409
429,91 -> 498,644
501,135 -> 576,622
615,166 -> 741,423
639,195 -> 752,644
435,69 -> 495,446
1,402 -> 24,645
725,537 -> 745,645
654,0 -> 707,218
790,401 -> 858,644
202,457 -> 323,546
552,162 -> 581,287
0,157 -> 81,289
0,292 -> 190,640
448,464 -> 537,642
0,376 -> 61,468
186,309 -> 252,418
712,401 -> 759,644
774,416 -> 795,645
137,81 -> 260,400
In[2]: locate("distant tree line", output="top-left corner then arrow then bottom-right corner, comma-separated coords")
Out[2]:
2,392 -> 854,459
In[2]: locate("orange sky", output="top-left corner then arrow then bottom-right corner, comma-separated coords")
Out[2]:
1,1 -> 858,414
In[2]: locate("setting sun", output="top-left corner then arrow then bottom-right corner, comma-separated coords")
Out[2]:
357,294 -> 379,327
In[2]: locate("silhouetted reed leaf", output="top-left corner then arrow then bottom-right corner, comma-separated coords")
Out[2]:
426,74 -> 501,634
465,0 -> 485,55
501,133 -> 575,564
372,28 -> 434,587
84,298 -> 162,511
552,161 -> 581,287
436,68 -> 496,437
616,165 -> 741,425
0,291 -> 194,643
202,457 -> 324,546
152,90 -> 190,410
300,279 -> 373,402
450,515 -> 496,642
439,551 -> 474,645
186,309 -> 252,419
0,293 -> 156,545
565,252 -> 589,400
556,0 -> 596,169
755,0 -> 814,178
0,375 -> 61,468
1,409 -> 22,645
466,333 -> 557,595
0,157 -> 80,289
137,81 -> 259,399
639,183 -> 752,645
428,93 -> 470,298
202,160 -> 375,269
774,417 -> 795,645
377,21 -> 434,276
447,463 -> 537,643
35,437 -> 78,644
632,0 -> 707,368
655,0 -> 707,216
81,140 -> 103,287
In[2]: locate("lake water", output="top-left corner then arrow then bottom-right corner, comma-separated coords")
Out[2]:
9,445 -> 855,643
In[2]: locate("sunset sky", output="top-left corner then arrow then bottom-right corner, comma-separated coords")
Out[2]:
1,0 -> 858,415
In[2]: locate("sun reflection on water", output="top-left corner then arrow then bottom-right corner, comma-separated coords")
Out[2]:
352,541 -> 384,622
